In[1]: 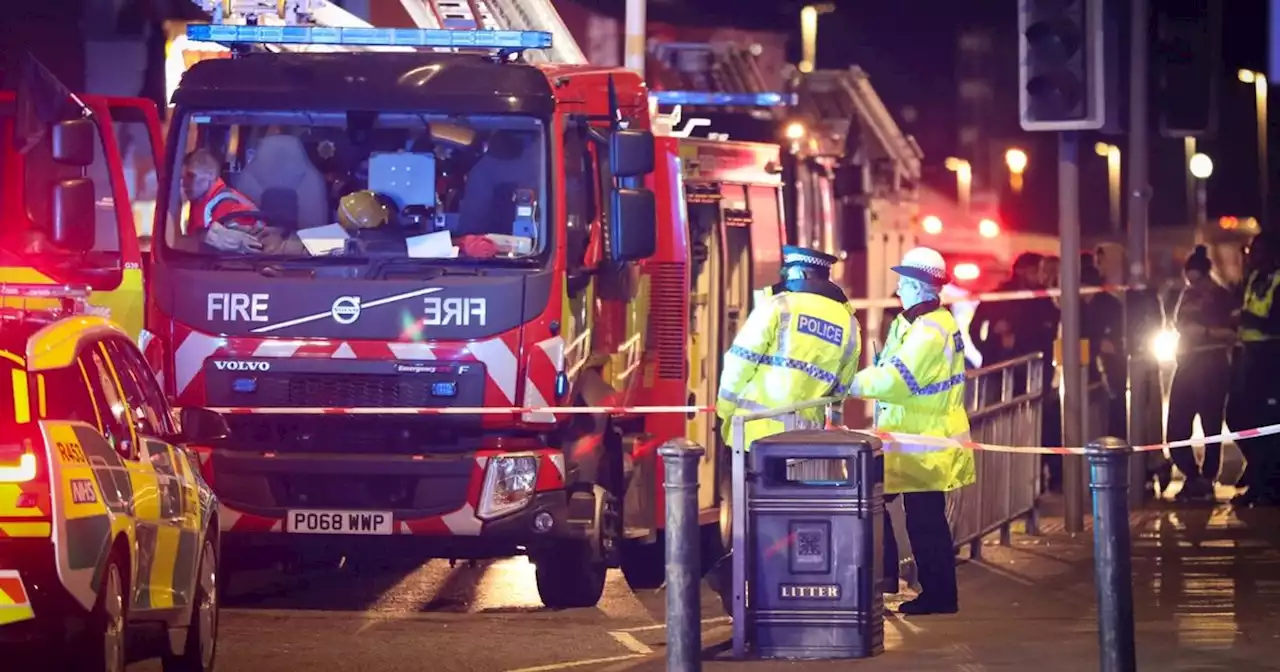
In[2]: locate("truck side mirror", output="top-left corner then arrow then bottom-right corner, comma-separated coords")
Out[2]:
832,163 -> 863,200
52,118 -> 95,167
609,187 -> 656,263
179,407 -> 230,444
51,178 -> 95,251
610,129 -> 655,178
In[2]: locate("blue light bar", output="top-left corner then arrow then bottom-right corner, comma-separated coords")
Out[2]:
186,24 -> 553,50
648,91 -> 797,108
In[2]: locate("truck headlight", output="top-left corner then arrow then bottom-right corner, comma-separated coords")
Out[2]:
477,454 -> 538,520
1151,329 -> 1180,363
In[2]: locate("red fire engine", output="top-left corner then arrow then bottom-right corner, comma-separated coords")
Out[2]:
149,1 -> 788,607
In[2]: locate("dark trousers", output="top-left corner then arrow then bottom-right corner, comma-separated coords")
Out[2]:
1041,387 -> 1063,491
1167,354 -> 1229,482
883,491 -> 957,607
1230,342 -> 1280,497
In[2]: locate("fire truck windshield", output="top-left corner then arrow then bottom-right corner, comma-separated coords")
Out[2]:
161,110 -> 547,267
0,105 -> 125,284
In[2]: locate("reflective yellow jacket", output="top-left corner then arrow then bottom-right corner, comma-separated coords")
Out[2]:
1241,269 -> 1280,343
851,305 -> 974,494
716,287 -> 861,451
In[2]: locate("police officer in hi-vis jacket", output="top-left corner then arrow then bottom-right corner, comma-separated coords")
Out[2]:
849,246 -> 974,615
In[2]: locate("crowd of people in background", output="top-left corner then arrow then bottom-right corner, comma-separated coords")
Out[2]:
965,238 -> 1279,507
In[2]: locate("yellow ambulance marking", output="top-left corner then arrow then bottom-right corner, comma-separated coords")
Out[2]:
35,373 -> 47,417
0,266 -> 144,342
149,525 -> 182,609
0,483 -> 44,519
0,350 -> 23,367
9,370 -> 30,424
0,569 -> 36,624
0,521 -> 52,537
27,317 -> 129,372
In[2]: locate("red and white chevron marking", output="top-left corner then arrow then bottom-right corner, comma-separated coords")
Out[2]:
170,325 -> 532,409
216,450 -> 567,536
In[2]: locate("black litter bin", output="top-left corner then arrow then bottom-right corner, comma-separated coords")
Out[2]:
747,429 -> 884,659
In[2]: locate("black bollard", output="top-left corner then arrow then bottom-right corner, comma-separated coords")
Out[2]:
1086,437 -> 1137,672
660,439 -> 706,672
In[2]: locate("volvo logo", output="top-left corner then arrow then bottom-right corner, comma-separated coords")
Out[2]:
331,295 -> 361,325
213,361 -> 270,372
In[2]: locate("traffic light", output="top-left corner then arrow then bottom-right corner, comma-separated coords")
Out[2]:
1155,0 -> 1220,137
1018,0 -> 1113,131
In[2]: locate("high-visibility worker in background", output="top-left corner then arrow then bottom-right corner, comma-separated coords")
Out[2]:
716,245 -> 862,452
179,148 -> 264,252
1231,231 -> 1280,507
848,246 -> 974,616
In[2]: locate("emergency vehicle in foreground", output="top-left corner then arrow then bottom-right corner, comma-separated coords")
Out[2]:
146,1 -> 787,606
0,81 -> 161,339
0,284 -> 224,672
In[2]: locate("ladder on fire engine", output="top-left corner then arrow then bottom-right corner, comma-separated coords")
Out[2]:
396,0 -> 585,64
791,66 -> 923,185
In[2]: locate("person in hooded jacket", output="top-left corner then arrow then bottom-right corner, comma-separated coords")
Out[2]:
1164,246 -> 1235,501
848,246 -> 973,615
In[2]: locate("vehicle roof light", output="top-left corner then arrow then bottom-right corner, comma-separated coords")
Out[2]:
0,284 -> 92,300
648,91 -> 798,108
185,24 -> 553,50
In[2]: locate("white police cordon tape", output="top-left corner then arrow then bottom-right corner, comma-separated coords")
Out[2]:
846,283 -> 1134,310
203,403 -> 1280,456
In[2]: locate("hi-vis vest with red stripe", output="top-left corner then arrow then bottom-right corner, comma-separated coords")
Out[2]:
852,306 -> 974,494
715,290 -> 861,451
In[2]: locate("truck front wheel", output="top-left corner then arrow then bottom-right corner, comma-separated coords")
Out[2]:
534,540 -> 607,608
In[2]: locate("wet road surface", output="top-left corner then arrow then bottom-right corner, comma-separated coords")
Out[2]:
130,488 -> 1280,671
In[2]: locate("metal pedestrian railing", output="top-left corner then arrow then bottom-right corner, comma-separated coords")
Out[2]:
948,353 -> 1045,557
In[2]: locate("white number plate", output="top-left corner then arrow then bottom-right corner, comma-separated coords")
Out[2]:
286,510 -> 394,535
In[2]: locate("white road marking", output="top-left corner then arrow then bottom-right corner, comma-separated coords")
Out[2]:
613,615 -> 731,633
502,654 -> 646,672
608,631 -> 653,655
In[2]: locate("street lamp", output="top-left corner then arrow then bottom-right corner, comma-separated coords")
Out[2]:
944,157 -> 972,217
799,4 -> 836,74
1238,69 -> 1268,226
1004,148 -> 1028,193
1094,142 -> 1122,233
1189,152 -> 1213,230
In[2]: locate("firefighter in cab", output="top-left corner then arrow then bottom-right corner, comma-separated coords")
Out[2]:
715,246 -> 862,452
848,246 -> 973,616
1232,231 -> 1280,507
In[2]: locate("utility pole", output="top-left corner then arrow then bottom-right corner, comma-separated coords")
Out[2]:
1125,0 -> 1152,506
624,0 -> 646,76
1060,132 -> 1085,533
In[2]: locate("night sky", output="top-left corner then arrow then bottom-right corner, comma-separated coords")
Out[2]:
643,0 -> 1272,237
815,0 -> 1272,237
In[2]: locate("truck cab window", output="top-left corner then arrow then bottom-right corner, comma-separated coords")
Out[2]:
164,111 -> 548,266
563,124 -> 595,270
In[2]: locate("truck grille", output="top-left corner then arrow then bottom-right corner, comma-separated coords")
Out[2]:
223,415 -> 482,455
281,375 -> 410,407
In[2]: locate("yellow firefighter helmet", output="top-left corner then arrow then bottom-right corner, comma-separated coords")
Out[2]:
337,190 -> 389,230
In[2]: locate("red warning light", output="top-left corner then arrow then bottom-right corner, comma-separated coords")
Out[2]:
922,215 -> 943,235
954,262 -> 981,281
978,218 -> 1000,238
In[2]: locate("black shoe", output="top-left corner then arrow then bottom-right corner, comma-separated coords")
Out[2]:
896,596 -> 958,615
